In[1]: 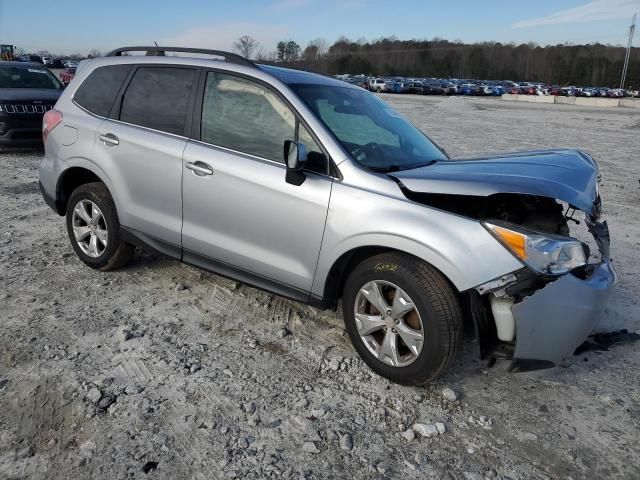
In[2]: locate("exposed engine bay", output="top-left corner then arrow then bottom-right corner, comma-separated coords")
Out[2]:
400,191 -> 571,235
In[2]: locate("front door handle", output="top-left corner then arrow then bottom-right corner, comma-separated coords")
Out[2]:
99,133 -> 119,146
185,161 -> 214,176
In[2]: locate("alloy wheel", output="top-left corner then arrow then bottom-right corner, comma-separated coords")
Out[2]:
71,199 -> 108,258
354,280 -> 424,367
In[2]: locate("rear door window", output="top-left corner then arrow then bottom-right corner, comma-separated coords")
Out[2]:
119,67 -> 196,136
74,65 -> 132,117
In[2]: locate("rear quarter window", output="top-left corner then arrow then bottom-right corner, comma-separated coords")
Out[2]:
74,65 -> 132,117
119,67 -> 196,136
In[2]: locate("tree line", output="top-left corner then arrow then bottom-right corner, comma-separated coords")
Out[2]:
239,36 -> 640,88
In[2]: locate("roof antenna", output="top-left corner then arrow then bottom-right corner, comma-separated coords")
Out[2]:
148,41 -> 164,56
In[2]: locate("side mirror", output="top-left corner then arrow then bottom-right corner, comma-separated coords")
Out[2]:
284,140 -> 308,186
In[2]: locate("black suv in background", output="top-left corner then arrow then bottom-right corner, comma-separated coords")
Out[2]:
0,62 -> 64,147
18,55 -> 44,64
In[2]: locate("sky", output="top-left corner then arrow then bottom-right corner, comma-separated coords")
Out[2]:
0,0 -> 637,56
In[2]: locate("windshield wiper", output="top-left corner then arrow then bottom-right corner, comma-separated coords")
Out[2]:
404,160 -> 439,170
368,160 -> 438,173
368,165 -> 402,173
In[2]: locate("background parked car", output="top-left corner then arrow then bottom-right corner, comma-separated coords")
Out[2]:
403,81 -> 421,94
59,67 -> 76,86
421,82 -> 445,95
18,54 -> 44,64
0,61 -> 64,146
368,78 -> 388,92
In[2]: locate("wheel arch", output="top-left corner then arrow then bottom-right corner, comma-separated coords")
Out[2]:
55,161 -> 114,215
314,245 -> 462,310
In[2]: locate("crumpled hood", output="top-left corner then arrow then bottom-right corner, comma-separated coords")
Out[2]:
390,149 -> 600,216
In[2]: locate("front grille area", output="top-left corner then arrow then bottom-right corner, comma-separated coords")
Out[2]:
11,130 -> 41,140
1,103 -> 54,114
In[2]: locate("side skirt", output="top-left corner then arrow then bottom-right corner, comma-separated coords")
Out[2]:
183,249 -> 311,304
120,227 -> 182,261
120,226 -> 312,305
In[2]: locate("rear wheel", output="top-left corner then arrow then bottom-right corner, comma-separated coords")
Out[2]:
66,182 -> 134,271
342,253 -> 463,385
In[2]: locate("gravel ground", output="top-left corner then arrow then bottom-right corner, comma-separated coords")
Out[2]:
1,96 -> 639,480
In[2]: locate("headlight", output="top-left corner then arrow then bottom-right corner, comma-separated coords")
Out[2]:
483,221 -> 587,275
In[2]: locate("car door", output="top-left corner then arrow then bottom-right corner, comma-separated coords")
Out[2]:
91,66 -> 197,247
181,71 -> 333,295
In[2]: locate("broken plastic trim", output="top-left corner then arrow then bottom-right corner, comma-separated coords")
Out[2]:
475,273 -> 518,296
586,217 -> 611,262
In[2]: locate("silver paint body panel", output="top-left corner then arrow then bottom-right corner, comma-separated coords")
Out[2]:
182,140 -> 333,291
90,119 -> 186,246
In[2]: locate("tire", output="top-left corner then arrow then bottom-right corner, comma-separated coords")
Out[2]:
342,252 -> 463,385
66,182 -> 134,271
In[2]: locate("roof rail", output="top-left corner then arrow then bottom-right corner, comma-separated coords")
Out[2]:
105,46 -> 256,68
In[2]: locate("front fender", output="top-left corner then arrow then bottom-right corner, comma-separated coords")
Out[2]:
312,181 -> 523,297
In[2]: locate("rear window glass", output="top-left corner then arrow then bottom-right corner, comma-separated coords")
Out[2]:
120,67 -> 196,136
0,66 -> 62,89
74,65 -> 132,117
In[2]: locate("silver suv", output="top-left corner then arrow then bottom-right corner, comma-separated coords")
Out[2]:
39,46 -> 616,385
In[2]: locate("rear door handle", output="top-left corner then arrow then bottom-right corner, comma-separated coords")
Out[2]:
99,133 -> 119,146
185,161 -> 214,176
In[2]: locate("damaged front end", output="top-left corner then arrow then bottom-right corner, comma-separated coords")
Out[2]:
391,148 -> 617,370
474,216 -> 616,371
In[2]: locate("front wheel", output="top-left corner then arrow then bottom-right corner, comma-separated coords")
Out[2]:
342,253 -> 463,385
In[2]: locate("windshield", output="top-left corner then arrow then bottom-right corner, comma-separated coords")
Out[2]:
0,65 -> 62,89
291,84 -> 447,171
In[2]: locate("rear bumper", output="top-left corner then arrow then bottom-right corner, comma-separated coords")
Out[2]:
39,180 -> 58,212
511,260 -> 617,370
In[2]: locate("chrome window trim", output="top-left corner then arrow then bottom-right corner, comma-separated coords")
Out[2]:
71,66 -> 339,179
191,139 -> 286,168
72,99 -> 189,140
189,138 -> 337,181
197,69 -> 339,179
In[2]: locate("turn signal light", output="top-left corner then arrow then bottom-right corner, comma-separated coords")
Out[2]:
489,225 -> 527,260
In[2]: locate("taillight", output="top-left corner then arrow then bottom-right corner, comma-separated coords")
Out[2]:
43,109 -> 63,142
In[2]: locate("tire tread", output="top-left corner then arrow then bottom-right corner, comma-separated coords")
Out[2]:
66,182 -> 134,271
343,252 -> 463,385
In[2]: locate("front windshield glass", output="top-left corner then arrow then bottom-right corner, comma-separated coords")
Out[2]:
291,83 -> 447,171
0,65 -> 62,89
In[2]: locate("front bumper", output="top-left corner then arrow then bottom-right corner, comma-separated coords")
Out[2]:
0,115 -> 43,146
511,260 -> 617,370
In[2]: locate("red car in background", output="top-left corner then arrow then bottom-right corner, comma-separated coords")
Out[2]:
59,67 -> 76,86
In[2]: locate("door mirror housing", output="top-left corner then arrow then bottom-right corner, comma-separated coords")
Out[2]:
284,140 -> 308,186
